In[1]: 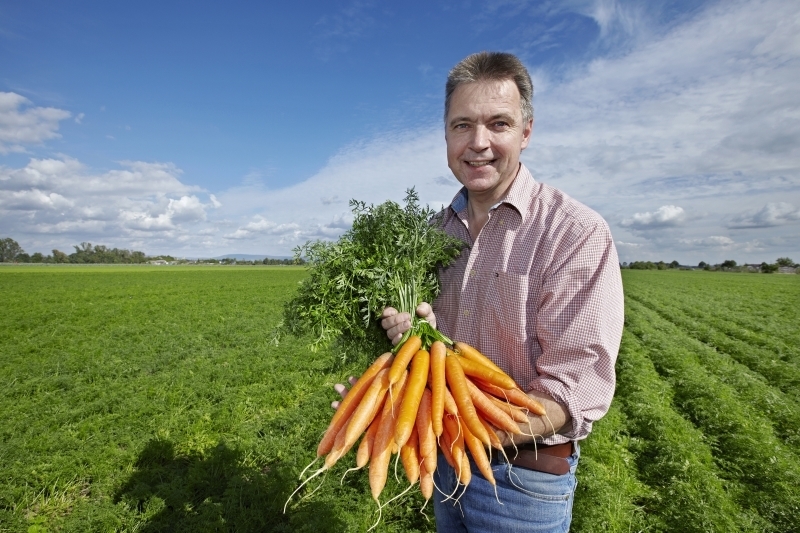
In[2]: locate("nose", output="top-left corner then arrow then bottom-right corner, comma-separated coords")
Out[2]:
468,125 -> 490,152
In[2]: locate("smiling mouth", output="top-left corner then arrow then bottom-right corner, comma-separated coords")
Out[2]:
467,160 -> 495,167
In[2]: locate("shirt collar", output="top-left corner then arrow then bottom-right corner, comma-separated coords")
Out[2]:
447,163 -> 537,222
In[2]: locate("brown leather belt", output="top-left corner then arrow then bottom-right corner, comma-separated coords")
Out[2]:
505,441 -> 573,476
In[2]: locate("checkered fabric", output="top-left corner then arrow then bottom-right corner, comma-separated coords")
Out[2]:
435,164 -> 625,444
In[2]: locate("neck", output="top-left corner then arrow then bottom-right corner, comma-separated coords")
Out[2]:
465,164 -> 519,239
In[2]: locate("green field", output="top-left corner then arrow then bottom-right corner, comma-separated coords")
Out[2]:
1,266 -> 798,532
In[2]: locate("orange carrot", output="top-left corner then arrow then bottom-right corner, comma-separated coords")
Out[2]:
443,414 -> 466,481
343,368 -> 391,452
388,335 -> 422,385
395,349 -> 430,448
456,354 -> 516,390
479,416 -> 505,450
454,341 -> 504,375
461,421 -> 495,487
438,421 -> 456,468
415,389 -> 437,476
473,378 -> 547,417
356,415 -> 381,468
429,341 -> 447,437
445,355 -> 491,446
317,352 -> 393,457
323,418 -> 351,469
443,386 -> 459,416
466,377 -> 523,435
459,451 -> 472,486
399,424 -> 421,484
419,463 -> 434,501
369,371 -> 408,501
488,394 -> 530,423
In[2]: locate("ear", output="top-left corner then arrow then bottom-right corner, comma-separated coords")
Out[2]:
520,118 -> 533,150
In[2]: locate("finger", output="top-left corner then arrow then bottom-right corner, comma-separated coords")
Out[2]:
331,400 -> 341,410
386,320 -> 411,343
348,376 -> 358,386
416,302 -> 433,318
416,302 -> 436,329
381,310 -> 409,329
334,383 -> 348,398
381,307 -> 399,319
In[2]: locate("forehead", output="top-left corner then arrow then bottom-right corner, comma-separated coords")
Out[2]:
447,79 -> 522,121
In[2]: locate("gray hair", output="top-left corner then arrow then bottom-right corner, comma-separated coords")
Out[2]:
444,51 -> 534,124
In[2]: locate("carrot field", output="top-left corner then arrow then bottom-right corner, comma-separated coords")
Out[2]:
1,266 -> 798,532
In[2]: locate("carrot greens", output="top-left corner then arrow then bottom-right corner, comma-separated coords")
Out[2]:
282,189 -> 464,357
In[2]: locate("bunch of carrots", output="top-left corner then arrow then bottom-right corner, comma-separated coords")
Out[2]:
284,335 -> 549,526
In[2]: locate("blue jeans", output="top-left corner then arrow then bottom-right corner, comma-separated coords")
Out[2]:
433,442 -> 580,533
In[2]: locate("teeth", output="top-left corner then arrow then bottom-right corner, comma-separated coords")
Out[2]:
468,161 -> 492,166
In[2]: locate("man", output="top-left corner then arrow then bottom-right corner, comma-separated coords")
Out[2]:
380,51 -> 624,532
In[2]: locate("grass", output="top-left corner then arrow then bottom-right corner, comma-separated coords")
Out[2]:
0,266 -> 431,532
1,266 -> 798,531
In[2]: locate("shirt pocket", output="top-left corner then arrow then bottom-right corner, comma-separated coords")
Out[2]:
492,271 -> 530,345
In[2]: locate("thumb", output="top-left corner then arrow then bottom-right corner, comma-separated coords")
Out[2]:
416,302 -> 436,329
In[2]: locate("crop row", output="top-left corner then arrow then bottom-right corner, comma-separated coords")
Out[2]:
613,329 -> 766,531
622,271 -> 800,350
633,289 -> 800,397
570,403 -> 649,532
624,298 -> 800,531
625,293 -> 800,450
627,280 -> 800,370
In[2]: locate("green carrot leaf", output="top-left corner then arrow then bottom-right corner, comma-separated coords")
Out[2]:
281,188 -> 464,358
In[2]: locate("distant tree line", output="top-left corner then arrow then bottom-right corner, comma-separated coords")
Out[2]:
621,257 -> 797,273
624,260 -> 682,270
0,237 -> 305,265
0,238 -> 147,264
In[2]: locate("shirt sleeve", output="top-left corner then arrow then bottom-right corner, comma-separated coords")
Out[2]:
525,220 -> 625,442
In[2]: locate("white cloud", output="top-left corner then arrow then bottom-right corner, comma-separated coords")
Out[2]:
728,202 -> 800,228
0,189 -> 72,211
621,205 -> 685,229
225,216 -> 302,240
0,157 -> 218,252
209,127 -> 451,252
0,92 -> 71,153
527,0 -> 800,203
2,0 -> 799,265
678,235 -> 736,248
167,195 -> 207,223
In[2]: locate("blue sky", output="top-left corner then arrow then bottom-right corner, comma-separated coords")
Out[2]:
1,0 -> 798,264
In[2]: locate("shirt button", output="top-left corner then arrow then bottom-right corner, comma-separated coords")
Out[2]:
499,220 -> 505,226
463,310 -> 470,317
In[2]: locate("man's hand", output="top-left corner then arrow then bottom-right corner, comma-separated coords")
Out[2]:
331,376 -> 358,410
380,303 -> 436,345
496,390 -> 572,447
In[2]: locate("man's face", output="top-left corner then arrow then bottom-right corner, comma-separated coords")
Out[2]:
445,79 -> 532,200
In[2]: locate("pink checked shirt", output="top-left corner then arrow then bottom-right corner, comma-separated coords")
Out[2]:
434,164 -> 624,444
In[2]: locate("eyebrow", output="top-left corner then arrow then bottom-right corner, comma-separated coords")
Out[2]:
448,113 -> 516,128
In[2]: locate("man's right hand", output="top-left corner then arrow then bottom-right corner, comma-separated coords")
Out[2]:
380,303 -> 436,345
